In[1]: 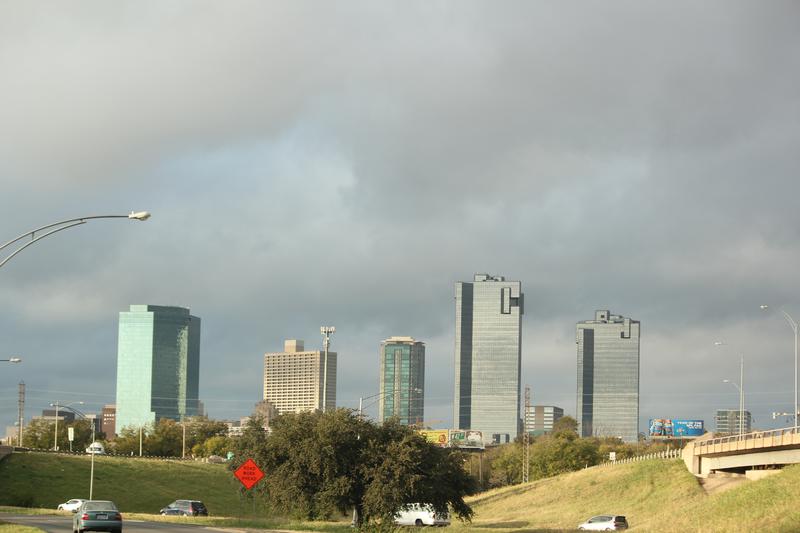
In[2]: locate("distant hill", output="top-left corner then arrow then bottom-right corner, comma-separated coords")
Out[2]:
451,459 -> 800,532
0,451 -> 265,516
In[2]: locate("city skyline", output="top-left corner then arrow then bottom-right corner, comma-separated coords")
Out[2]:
2,2 -> 799,437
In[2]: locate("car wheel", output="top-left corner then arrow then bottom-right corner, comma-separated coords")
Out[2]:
415,519 -> 424,527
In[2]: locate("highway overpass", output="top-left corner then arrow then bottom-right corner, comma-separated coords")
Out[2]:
684,426 -> 800,478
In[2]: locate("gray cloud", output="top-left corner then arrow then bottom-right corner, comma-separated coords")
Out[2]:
1,1 -> 799,434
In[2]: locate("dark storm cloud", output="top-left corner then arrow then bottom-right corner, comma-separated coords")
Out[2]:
1,1 -> 799,432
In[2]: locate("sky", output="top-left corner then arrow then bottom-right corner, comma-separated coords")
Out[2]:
1,1 -> 800,437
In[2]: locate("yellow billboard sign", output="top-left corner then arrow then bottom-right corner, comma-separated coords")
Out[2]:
418,430 -> 449,447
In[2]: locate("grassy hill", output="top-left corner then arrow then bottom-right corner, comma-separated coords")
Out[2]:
452,459 -> 800,532
5,452 -> 800,531
0,451 -> 267,516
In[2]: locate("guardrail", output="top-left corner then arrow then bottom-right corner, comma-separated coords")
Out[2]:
587,448 -> 682,469
14,447 -> 191,461
693,426 -> 800,455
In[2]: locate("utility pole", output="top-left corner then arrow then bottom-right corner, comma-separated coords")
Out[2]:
17,381 -> 24,447
320,326 -> 335,412
522,386 -> 531,483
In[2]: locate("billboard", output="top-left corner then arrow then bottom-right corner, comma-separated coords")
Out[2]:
648,419 -> 704,438
449,430 -> 484,449
419,430 -> 449,447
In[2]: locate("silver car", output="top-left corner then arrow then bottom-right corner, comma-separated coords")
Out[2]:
578,515 -> 629,531
72,500 -> 122,533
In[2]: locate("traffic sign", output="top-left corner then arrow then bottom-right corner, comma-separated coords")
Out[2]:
234,458 -> 264,490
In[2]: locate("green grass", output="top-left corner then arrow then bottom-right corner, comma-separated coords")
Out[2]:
0,452 -> 268,516
449,460 -> 800,532
7,452 -> 800,532
0,522 -> 44,532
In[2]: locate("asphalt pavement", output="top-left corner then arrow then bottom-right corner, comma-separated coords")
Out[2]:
1,513 -> 246,532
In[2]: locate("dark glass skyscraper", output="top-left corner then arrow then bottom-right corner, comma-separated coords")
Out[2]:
115,305 -> 201,432
454,274 -> 523,444
576,310 -> 640,442
379,337 -> 425,425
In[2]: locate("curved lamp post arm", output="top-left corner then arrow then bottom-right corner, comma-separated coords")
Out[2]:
0,212 -> 150,269
781,309 -> 799,332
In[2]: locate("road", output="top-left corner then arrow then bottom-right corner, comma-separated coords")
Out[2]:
0,513 -> 245,532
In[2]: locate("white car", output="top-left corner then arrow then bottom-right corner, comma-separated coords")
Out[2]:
394,503 -> 450,527
578,515 -> 629,531
85,442 -> 105,454
57,499 -> 86,512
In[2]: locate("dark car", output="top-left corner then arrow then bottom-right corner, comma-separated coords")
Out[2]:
159,500 -> 208,516
72,500 -> 122,533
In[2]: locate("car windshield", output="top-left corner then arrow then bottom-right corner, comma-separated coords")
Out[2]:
84,501 -> 117,511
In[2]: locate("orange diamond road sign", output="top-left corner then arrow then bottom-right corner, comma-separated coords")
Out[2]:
234,458 -> 264,490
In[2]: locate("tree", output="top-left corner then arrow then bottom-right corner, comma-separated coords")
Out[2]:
488,442 -> 522,486
552,415 -> 578,435
230,409 -> 476,528
186,417 -> 229,452
22,418 -> 97,451
146,419 -> 183,456
111,424 -> 150,455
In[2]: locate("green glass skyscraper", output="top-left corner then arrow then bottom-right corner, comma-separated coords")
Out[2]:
379,337 -> 425,425
115,305 -> 201,434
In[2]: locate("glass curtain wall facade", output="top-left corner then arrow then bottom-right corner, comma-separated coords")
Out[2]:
576,310 -> 640,443
379,337 -> 425,425
115,305 -> 201,433
454,274 -> 523,444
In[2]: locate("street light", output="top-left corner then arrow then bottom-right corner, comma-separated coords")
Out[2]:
50,401 -> 83,451
320,326 -> 335,412
0,211 -> 151,268
760,305 -> 798,431
715,342 -> 745,437
1,357 -> 22,363
722,373 -> 744,436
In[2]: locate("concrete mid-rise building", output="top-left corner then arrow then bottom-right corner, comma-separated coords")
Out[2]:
379,337 -> 425,425
524,405 -> 564,436
101,405 -> 116,439
576,310 -> 640,443
115,305 -> 201,433
264,339 -> 336,414
715,409 -> 752,434
454,273 -> 523,444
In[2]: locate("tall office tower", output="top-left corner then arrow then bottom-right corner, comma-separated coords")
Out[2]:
379,337 -> 425,425
115,305 -> 201,433
101,405 -> 116,440
454,273 -> 524,444
264,339 -> 337,414
715,409 -> 752,434
576,310 -> 640,443
524,405 -> 565,436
